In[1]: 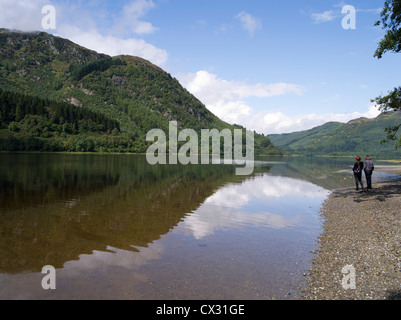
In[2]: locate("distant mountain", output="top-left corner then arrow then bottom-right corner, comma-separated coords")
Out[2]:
267,112 -> 401,157
0,29 -> 283,155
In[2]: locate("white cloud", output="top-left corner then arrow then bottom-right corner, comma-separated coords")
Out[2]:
178,70 -> 305,125
246,103 -> 381,135
58,0 -> 167,64
0,0 -> 168,66
311,10 -> 338,23
58,26 -> 168,66
178,70 -> 381,135
124,0 -> 156,21
356,8 -> 382,14
310,4 -> 381,24
182,71 -> 304,103
235,11 -> 262,37
182,175 -> 329,239
0,0 -> 49,31
115,0 -> 159,35
217,23 -> 231,34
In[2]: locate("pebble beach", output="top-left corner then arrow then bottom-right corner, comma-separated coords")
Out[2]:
304,166 -> 401,300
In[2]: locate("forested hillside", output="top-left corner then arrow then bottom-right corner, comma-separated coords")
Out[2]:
0,29 -> 284,155
0,88 -> 126,152
268,112 -> 401,157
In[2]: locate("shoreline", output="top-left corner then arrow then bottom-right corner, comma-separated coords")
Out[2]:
304,172 -> 401,300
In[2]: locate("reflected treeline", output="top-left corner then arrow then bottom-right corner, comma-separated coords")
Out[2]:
0,153 -> 121,210
0,153 -> 269,274
265,156 -> 356,190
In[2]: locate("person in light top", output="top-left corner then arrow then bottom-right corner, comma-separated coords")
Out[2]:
363,155 -> 375,190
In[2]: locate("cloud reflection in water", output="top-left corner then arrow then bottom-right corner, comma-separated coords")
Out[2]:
182,174 -> 331,239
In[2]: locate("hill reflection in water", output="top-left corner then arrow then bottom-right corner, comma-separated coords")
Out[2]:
0,153 -> 369,299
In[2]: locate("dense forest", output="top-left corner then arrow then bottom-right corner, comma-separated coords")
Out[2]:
69,57 -> 127,81
0,29 -> 284,156
0,87 -> 140,152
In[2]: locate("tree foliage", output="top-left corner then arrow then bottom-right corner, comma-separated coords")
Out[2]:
0,88 -> 131,152
0,87 -> 120,132
374,0 -> 401,59
69,58 -> 127,81
373,0 -> 401,148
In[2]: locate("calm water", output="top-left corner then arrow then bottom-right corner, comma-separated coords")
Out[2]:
0,153 -> 397,300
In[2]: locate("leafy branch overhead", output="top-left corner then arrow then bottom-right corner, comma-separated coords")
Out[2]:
374,0 -> 401,59
373,0 -> 401,148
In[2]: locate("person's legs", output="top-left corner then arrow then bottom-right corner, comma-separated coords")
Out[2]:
354,174 -> 364,190
366,171 -> 372,189
359,175 -> 364,191
354,174 -> 362,190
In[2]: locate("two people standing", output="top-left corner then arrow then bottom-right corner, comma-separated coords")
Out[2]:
353,156 -> 374,191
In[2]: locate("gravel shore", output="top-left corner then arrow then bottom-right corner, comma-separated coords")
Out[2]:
305,174 -> 401,300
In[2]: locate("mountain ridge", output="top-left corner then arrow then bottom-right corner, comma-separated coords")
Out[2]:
0,28 -> 284,155
268,111 -> 401,157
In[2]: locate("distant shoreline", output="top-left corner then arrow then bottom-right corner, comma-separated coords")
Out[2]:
335,165 -> 401,176
305,179 -> 401,300
1,151 -> 400,161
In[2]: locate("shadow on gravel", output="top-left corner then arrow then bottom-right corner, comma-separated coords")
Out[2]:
387,290 -> 401,300
331,182 -> 401,204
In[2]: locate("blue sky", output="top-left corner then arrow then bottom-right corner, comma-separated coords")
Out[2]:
1,0 -> 399,134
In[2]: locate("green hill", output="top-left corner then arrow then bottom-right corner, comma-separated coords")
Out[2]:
268,112 -> 401,158
0,29 -> 283,155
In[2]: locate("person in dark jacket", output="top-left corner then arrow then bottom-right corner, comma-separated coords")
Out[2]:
363,155 -> 374,190
353,156 -> 365,191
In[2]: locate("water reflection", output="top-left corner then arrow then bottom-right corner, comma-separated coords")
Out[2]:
182,174 -> 330,240
0,153 -> 246,274
1,153 -> 380,299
